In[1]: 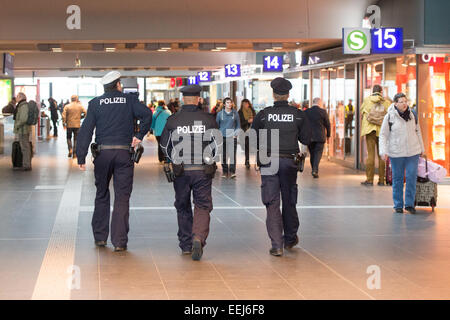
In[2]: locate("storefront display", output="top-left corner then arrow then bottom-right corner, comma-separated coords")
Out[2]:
417,54 -> 450,175
0,79 -> 12,109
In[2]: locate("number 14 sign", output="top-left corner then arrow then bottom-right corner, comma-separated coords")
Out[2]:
263,55 -> 283,72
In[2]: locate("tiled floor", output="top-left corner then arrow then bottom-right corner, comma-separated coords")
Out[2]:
1,119 -> 450,300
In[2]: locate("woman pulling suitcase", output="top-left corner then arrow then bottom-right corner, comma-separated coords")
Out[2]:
379,93 -> 425,214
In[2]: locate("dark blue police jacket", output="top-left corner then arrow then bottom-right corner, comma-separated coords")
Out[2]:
76,90 -> 152,164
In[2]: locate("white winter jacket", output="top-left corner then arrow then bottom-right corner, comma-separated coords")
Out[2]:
379,104 -> 425,158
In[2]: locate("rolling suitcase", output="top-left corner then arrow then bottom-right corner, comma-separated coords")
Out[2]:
12,141 -> 23,168
415,157 -> 438,212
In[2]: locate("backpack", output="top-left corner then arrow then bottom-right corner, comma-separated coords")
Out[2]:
366,102 -> 386,126
388,109 -> 418,131
26,100 -> 39,125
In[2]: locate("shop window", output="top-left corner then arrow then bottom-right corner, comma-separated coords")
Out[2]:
418,54 -> 450,175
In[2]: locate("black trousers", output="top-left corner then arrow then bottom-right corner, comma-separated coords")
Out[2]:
173,170 -> 213,250
222,137 -> 237,174
261,158 -> 299,249
308,142 -> 325,174
66,127 -> 79,152
155,136 -> 165,162
245,136 -> 250,164
51,119 -> 58,137
92,149 -> 134,247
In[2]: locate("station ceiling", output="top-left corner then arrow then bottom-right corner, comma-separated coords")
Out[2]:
1,0 -> 377,77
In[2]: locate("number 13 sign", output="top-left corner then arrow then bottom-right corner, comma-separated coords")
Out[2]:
225,64 -> 241,77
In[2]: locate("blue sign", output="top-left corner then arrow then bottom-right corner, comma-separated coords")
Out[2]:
187,76 -> 199,85
371,28 -> 403,54
263,55 -> 283,72
224,64 -> 241,77
197,71 -> 211,82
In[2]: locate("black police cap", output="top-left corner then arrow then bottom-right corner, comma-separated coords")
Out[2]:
270,77 -> 292,95
180,84 -> 202,96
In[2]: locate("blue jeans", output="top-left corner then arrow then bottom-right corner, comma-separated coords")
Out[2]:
390,154 -> 420,209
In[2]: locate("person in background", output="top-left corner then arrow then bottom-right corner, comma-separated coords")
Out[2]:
301,100 -> 309,111
216,97 -> 240,179
210,100 -> 222,116
379,93 -> 425,214
13,92 -> 32,171
345,99 -> 355,137
62,95 -> 87,158
305,97 -> 330,178
48,97 -> 59,137
238,98 -> 256,169
2,97 -> 16,115
360,85 -> 391,186
151,100 -> 172,163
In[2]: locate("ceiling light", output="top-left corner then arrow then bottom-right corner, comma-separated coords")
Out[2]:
199,43 -> 215,51
409,61 -> 416,66
157,49 -> 167,52
211,49 -> 221,52
105,47 -> 116,52
253,43 -> 273,50
265,49 -> 276,52
215,43 -> 227,50
145,43 -> 159,51
159,43 -> 172,50
51,46 -> 62,52
272,43 -> 283,49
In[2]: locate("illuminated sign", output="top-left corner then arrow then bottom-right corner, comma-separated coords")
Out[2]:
371,28 -> 403,54
224,64 -> 241,77
197,71 -> 211,82
263,55 -> 283,72
187,76 -> 199,85
342,28 -> 371,54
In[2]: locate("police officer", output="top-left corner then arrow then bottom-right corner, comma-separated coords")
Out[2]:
76,71 -> 152,252
252,77 -> 310,257
160,85 -> 219,261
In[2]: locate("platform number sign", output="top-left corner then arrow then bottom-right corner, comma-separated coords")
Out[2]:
197,71 -> 211,82
224,64 -> 241,77
188,76 -> 199,85
371,28 -> 403,54
263,55 -> 283,72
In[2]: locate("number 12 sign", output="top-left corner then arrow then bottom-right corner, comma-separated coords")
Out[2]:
224,64 -> 241,77
371,28 -> 403,54
263,55 -> 283,72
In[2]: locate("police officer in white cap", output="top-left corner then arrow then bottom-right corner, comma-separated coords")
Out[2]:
76,71 -> 152,252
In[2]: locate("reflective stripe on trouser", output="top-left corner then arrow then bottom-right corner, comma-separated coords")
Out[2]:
174,170 -> 213,250
92,149 -> 134,247
261,157 -> 299,249
390,154 -> 420,209
365,131 -> 385,183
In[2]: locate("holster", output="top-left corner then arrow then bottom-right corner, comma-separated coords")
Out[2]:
131,144 -> 144,163
90,143 -> 99,160
295,153 -> 305,172
163,163 -> 176,183
204,163 -> 217,177
172,163 -> 185,177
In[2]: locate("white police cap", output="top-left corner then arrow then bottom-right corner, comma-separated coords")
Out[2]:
100,71 -> 121,85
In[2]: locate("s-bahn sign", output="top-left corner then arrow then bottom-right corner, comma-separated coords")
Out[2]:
343,28 -> 371,54
343,27 -> 404,54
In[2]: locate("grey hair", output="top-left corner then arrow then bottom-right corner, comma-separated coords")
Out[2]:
312,97 -> 321,105
16,92 -> 27,101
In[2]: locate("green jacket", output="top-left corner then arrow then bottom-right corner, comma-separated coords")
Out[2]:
360,93 -> 391,137
13,101 -> 30,135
